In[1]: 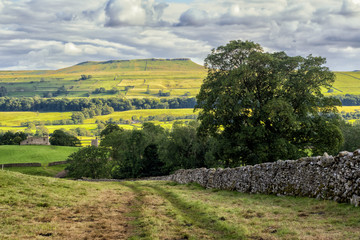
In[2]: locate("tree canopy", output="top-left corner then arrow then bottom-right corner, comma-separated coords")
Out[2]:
49,130 -> 81,147
195,40 -> 343,166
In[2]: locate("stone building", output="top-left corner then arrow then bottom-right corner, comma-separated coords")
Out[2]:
91,139 -> 99,147
20,136 -> 50,145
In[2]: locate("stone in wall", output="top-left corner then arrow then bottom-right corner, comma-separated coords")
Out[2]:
168,150 -> 360,206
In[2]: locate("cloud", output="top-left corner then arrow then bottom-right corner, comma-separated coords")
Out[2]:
177,8 -> 209,26
0,0 -> 360,71
104,0 -> 169,27
340,0 -> 360,16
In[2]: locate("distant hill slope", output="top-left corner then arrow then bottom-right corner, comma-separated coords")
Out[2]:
328,72 -> 360,95
0,59 -> 359,98
52,58 -> 204,74
0,58 -> 206,98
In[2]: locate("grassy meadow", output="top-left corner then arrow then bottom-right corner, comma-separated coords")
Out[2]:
0,145 -> 78,165
329,72 -> 360,95
0,172 -> 359,240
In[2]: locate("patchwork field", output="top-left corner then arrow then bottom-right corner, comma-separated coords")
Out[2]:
0,108 -> 198,137
0,172 -> 359,240
0,59 -> 206,98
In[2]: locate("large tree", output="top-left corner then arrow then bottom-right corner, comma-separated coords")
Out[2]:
195,40 -> 343,166
49,130 -> 81,147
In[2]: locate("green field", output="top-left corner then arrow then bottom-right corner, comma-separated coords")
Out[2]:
0,108 -> 198,136
0,112 -> 72,126
327,72 -> 360,95
0,145 -> 78,165
0,172 -> 359,239
0,59 -> 206,98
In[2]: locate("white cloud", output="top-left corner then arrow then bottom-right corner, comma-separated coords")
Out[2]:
0,0 -> 359,70
104,0 -> 169,27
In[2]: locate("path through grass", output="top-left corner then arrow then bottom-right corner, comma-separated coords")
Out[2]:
1,173 -> 360,240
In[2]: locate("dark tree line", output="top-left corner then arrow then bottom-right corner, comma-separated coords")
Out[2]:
0,97 -> 196,112
66,122 -> 213,179
0,131 -> 27,145
336,94 -> 360,106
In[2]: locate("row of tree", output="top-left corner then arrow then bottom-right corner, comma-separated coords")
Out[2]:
0,97 -> 196,112
66,122 -> 212,179
66,119 -> 360,179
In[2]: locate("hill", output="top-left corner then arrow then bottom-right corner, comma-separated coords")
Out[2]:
1,59 -> 360,99
0,58 -> 206,98
53,58 -> 204,74
325,72 -> 360,95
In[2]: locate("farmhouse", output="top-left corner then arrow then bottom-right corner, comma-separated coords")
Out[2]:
20,137 -> 50,146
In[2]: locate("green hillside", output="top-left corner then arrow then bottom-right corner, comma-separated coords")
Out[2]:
325,72 -> 360,95
53,58 -> 204,73
0,145 -> 78,164
0,58 -> 206,98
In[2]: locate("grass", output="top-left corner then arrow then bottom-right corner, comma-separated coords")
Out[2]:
0,112 -> 72,126
0,108 -> 198,135
0,172 -> 359,239
1,60 -> 360,98
5,164 -> 68,177
0,171 -> 135,239
0,59 -> 206,98
324,72 -> 360,96
0,145 -> 78,165
2,174 -> 360,240
83,108 -> 197,124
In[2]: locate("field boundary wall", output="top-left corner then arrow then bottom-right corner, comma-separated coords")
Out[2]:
168,151 -> 360,206
1,163 -> 41,168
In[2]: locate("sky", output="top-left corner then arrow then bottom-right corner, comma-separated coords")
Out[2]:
0,0 -> 360,71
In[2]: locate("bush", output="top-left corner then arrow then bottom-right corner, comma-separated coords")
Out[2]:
66,146 -> 111,179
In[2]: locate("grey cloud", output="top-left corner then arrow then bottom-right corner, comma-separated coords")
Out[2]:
339,0 -> 360,16
177,8 -> 210,26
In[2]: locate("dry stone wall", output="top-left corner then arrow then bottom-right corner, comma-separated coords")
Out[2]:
1,163 -> 41,168
168,150 -> 360,206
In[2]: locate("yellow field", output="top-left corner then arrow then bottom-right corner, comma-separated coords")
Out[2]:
337,106 -> 360,113
83,108 -> 197,124
0,112 -> 72,126
0,108 -> 196,136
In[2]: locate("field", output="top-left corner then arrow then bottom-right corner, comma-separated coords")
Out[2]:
0,59 -> 206,99
2,59 -> 360,99
0,145 -> 78,165
337,106 -> 360,113
0,171 -> 360,240
0,108 -> 198,136
0,112 -> 72,126
329,72 -> 360,95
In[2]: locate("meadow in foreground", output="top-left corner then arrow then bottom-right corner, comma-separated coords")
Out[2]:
1,171 -> 359,240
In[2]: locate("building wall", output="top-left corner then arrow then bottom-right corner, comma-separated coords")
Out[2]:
20,137 -> 50,145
